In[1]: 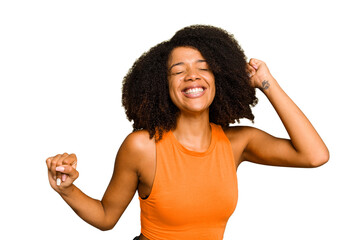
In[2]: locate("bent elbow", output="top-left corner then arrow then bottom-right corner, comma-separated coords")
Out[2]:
98,224 -> 115,231
307,149 -> 330,168
96,219 -> 116,231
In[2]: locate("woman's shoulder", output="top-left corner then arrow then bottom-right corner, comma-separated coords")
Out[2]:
121,130 -> 156,155
114,130 -> 156,175
224,125 -> 272,150
223,126 -> 263,166
224,125 -> 257,141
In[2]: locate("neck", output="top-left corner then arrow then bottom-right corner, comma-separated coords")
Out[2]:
172,110 -> 212,152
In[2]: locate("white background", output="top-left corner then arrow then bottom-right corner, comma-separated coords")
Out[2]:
1,0 -> 359,239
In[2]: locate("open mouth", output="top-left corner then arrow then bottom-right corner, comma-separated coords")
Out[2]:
181,86 -> 206,98
183,87 -> 204,94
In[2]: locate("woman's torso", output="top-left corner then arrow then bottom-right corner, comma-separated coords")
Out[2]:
135,124 -> 249,240
137,126 -> 247,200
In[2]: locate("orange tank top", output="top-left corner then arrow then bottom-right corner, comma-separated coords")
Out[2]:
139,123 -> 238,240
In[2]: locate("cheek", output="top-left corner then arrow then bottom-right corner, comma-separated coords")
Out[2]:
209,77 -> 216,99
209,87 -> 216,105
168,78 -> 180,103
211,86 -> 216,99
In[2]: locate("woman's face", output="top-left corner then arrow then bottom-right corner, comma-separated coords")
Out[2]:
167,46 -> 215,115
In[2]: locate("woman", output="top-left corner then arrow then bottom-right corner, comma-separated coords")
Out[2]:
46,25 -> 329,240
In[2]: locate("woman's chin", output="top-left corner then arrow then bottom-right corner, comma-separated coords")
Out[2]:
178,105 -> 210,116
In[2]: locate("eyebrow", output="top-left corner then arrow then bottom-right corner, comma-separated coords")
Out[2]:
168,59 -> 207,71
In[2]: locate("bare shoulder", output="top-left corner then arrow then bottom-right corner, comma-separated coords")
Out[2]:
224,125 -> 260,143
224,126 -> 258,166
224,125 -> 275,150
121,130 -> 155,154
116,130 -> 156,170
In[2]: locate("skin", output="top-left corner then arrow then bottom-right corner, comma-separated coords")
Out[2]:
46,47 -> 329,239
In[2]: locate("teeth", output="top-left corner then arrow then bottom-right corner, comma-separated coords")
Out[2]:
185,88 -> 204,94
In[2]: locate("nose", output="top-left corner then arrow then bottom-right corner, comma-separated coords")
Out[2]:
184,68 -> 200,81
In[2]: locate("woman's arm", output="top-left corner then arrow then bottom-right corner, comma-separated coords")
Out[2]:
46,131 -> 150,230
230,59 -> 329,168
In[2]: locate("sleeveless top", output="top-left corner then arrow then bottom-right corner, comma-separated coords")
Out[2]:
139,123 -> 238,240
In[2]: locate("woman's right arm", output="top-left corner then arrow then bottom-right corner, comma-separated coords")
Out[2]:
46,132 -> 148,230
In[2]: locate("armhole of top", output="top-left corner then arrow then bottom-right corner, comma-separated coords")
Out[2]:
219,125 -> 239,171
139,133 -> 158,201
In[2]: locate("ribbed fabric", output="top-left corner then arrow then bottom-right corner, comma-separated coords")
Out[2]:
139,123 -> 238,240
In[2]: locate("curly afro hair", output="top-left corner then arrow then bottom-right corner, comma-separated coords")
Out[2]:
122,25 -> 258,140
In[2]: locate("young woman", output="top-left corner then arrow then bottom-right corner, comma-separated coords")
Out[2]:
46,25 -> 329,240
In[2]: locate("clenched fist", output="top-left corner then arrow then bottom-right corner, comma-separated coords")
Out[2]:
46,153 -> 79,194
247,58 -> 275,91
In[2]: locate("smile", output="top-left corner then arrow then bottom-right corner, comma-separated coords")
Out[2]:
182,87 -> 206,98
185,87 -> 204,94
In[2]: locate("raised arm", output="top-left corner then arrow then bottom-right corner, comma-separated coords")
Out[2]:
46,132 -> 149,230
229,59 -> 329,168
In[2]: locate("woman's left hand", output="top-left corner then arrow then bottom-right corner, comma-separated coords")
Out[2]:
247,58 -> 275,90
